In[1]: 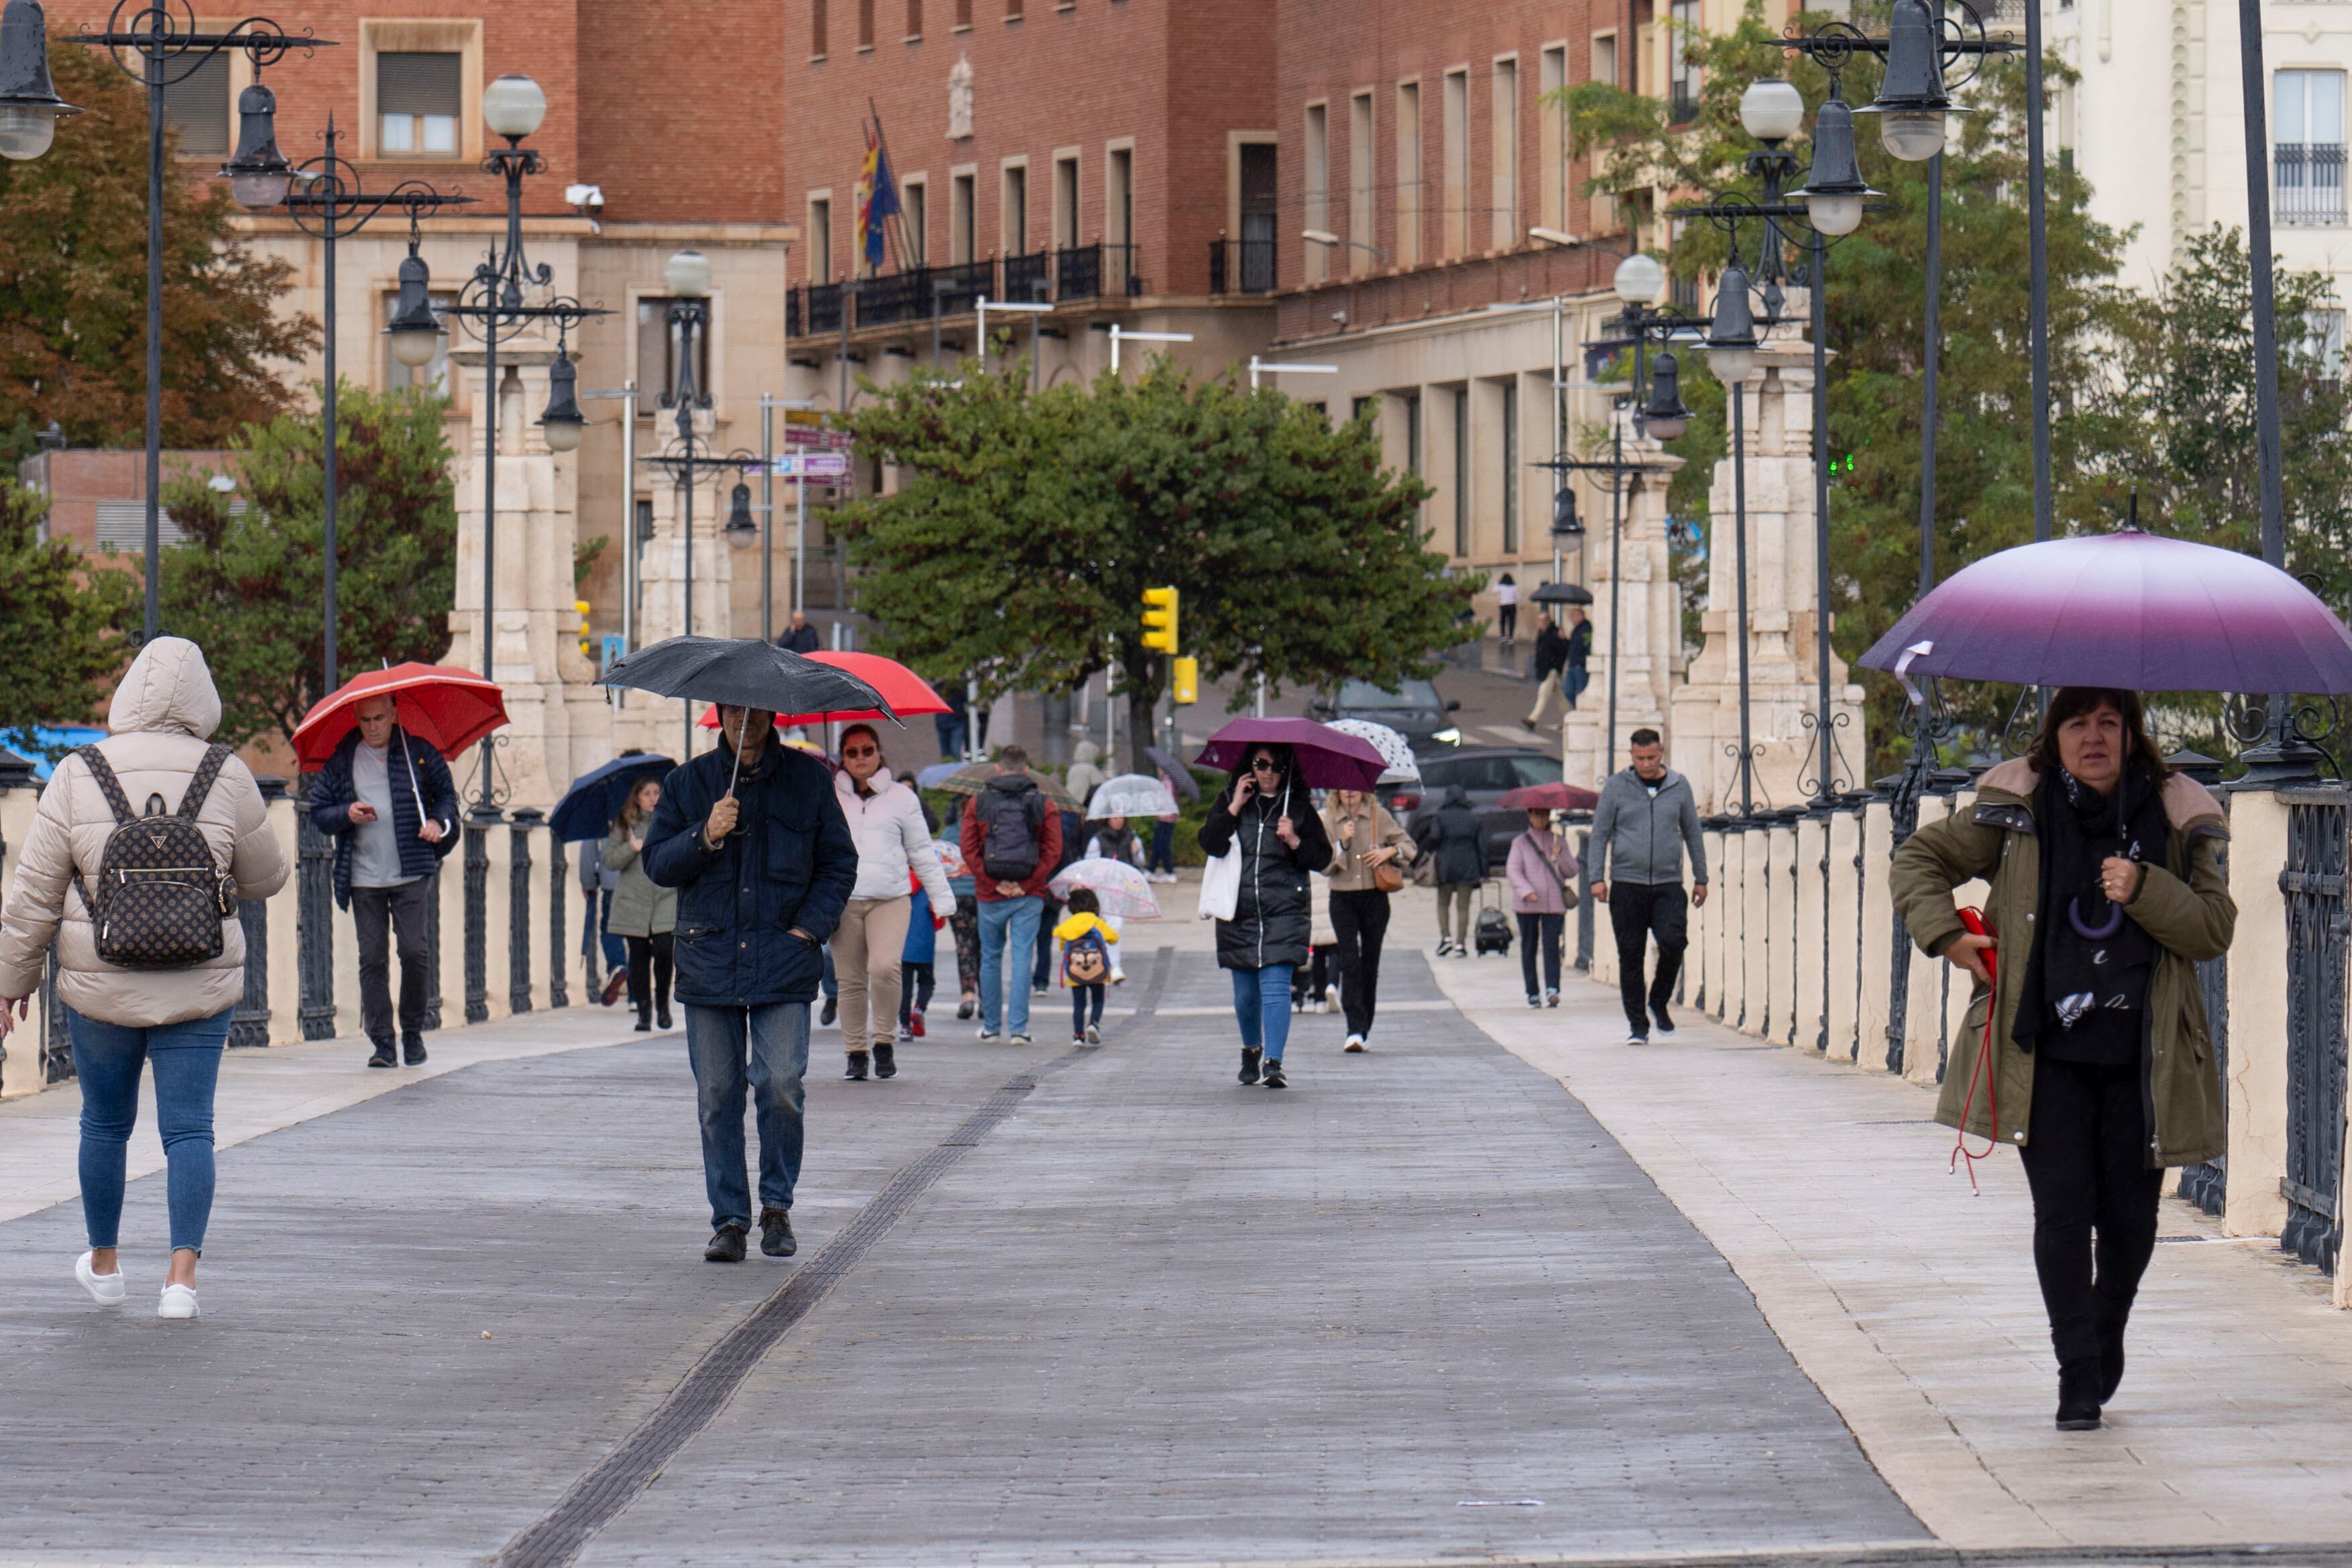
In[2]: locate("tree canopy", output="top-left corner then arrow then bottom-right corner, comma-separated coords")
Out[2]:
0,482 -> 138,756
160,383 -> 458,746
0,36 -> 316,466
834,355 -> 1469,769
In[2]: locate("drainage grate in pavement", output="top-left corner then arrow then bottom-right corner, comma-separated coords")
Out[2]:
488,950 -> 1174,1568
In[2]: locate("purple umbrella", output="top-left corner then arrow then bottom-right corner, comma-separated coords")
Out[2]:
1858,530 -> 2352,695
1194,717 -> 1388,791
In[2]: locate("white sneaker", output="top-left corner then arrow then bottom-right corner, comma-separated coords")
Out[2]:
158,1283 -> 200,1320
1084,1023 -> 1101,1045
1343,1033 -> 1365,1053
74,1251 -> 125,1305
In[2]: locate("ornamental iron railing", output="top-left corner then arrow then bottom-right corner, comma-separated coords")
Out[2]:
547,832 -> 569,1009
465,811 -> 494,1024
296,778 -> 337,1040
2278,144 -> 2347,227
508,809 -> 538,1017
2280,791 -> 2349,1272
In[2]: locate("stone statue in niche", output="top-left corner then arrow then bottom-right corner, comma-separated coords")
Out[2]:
948,54 -> 973,139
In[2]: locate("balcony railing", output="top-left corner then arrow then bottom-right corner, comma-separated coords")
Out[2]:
2278,143 -> 2347,226
931,257 -> 996,315
858,267 -> 931,328
807,282 -> 845,334
783,247 -> 1137,341
1003,249 -> 1052,304
1209,237 -> 1276,296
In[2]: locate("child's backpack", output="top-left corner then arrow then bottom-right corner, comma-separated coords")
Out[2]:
1063,928 -> 1111,987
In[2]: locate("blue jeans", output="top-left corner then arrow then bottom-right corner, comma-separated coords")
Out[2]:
1230,963 -> 1297,1062
69,1005 -> 233,1253
976,896 -> 1044,1034
683,1001 -> 810,1231
1148,820 -> 1176,875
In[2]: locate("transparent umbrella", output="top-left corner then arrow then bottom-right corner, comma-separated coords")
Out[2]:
1086,773 -> 1181,819
1048,858 -> 1162,919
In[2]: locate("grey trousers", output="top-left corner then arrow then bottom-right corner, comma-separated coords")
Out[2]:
352,878 -> 431,1045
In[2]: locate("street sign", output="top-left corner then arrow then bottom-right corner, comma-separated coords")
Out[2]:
780,425 -> 854,451
764,452 -> 852,479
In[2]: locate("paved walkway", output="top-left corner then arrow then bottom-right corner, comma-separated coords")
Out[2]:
5,895 -> 2352,1567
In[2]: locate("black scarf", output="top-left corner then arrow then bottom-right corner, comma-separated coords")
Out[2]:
2015,763 -> 2167,1055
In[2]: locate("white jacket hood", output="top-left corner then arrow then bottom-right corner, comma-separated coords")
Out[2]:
107,636 -> 223,740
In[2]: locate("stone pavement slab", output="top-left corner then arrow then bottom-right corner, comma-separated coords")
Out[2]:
569,950 -> 1923,1567
1427,947 -> 2352,1553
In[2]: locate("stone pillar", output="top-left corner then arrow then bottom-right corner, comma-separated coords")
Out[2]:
1668,333 -> 1866,816
447,336 -> 616,809
2225,787 -> 2292,1240
1564,410 -> 1680,792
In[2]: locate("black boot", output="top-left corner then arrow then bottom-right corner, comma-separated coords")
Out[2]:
872,1040 -> 897,1079
1261,1056 -> 1288,1089
366,1038 -> 396,1070
2056,1361 -> 2103,1431
1239,1046 -> 1262,1085
635,1007 -> 653,1033
402,1031 -> 427,1066
2098,1317 -> 2128,1405
844,1051 -> 869,1081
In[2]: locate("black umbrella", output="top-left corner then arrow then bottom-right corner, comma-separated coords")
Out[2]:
602,636 -> 896,796
1531,581 -> 1595,607
1143,744 -> 1200,801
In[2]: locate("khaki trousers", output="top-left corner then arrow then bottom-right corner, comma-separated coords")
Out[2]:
831,894 -> 913,1053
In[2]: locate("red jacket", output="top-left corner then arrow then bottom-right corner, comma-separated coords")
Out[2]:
960,783 -> 1063,901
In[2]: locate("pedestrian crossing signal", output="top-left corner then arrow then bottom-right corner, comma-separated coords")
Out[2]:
1172,657 -> 1198,705
1141,586 -> 1179,654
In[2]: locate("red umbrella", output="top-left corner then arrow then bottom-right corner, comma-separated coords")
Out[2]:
697,650 -> 948,728
292,663 -> 508,771
1498,781 -> 1600,811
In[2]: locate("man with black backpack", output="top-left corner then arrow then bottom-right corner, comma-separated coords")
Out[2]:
957,745 -> 1062,1045
309,695 -> 460,1068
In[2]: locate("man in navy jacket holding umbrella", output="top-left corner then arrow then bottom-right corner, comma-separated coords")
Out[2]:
642,704 -> 858,1264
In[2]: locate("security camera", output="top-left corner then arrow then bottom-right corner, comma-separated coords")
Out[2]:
1331,310 -> 1348,325
565,184 -> 604,213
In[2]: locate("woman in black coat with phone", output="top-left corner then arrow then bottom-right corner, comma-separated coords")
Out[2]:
1196,742 -> 1331,1090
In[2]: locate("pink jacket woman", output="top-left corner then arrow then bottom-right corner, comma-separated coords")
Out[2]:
1504,823 -> 1581,915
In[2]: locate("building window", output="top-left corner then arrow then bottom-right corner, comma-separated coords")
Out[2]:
951,171 -> 976,263
858,0 -> 875,49
1500,378 -> 1518,553
1351,394 -> 1376,425
903,177 -> 928,263
1492,58 -> 1518,249
1396,81 -> 1422,268
2305,306 -> 2347,383
1007,0 -> 1022,17
1539,46 -> 1567,233
956,0 -> 972,24
1107,146 -> 1134,288
377,52 -> 461,156
1442,69 -> 1469,258
1238,142 -> 1277,292
1452,388 -> 1469,557
638,298 -> 714,405
1592,31 -> 1618,89
2277,69 -> 2347,226
907,0 -> 921,40
809,197 -> 834,282
1304,102 -> 1329,283
383,288 -> 455,394
1002,162 -> 1028,254
1054,153 -> 1080,249
1349,93 -> 1374,274
1669,0 -> 1701,123
162,50 -> 230,156
812,0 -> 828,57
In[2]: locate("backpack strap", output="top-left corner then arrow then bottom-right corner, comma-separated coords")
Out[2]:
75,744 -> 137,829
178,743 -> 233,821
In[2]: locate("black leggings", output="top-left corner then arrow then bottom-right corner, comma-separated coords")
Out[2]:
899,962 -> 934,1027
624,933 -> 673,1017
1327,889 -> 1391,1038
2015,1057 -> 2164,1370
1498,603 -> 1518,640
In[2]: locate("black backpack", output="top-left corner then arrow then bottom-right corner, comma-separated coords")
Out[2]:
976,781 -> 1047,881
72,744 -> 239,970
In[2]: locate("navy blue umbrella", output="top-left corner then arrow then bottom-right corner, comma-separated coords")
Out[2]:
549,753 -> 676,842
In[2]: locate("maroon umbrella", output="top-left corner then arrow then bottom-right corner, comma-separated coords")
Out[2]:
1194,717 -> 1388,791
1858,530 -> 2352,695
1498,781 -> 1600,811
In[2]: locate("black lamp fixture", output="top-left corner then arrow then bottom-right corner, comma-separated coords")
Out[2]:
385,238 -> 441,368
1789,87 -> 1881,237
539,331 -> 585,453
0,0 -> 75,160
220,80 -> 292,210
1704,260 -> 1760,384
1859,0 -> 1959,162
1642,350 -> 1691,441
1551,486 -> 1582,539
724,479 -> 757,542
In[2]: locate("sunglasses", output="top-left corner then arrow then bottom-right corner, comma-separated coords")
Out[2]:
842,745 -> 879,759
1249,757 -> 1282,773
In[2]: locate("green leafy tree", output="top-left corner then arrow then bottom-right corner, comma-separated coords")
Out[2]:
835,355 -> 1468,769
0,36 -> 317,465
159,383 -> 457,746
1563,4 -> 2132,771
0,482 -> 139,755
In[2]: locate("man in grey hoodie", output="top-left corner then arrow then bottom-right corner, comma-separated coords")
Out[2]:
1589,729 -> 1709,1044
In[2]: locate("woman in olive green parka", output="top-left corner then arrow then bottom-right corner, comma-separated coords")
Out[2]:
602,777 -> 679,1031
1891,687 -> 2231,1433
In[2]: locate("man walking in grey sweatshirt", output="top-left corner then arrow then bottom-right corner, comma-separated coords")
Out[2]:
1588,729 -> 1709,1044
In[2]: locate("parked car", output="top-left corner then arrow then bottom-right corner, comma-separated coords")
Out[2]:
1307,677 -> 1462,750
1388,748 -> 1591,869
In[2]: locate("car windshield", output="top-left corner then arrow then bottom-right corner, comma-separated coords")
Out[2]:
1339,679 -> 1441,709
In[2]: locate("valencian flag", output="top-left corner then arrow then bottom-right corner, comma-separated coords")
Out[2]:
856,125 -> 901,270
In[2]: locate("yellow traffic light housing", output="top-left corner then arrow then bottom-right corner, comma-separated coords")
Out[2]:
575,599 -> 593,660
1172,656 -> 1198,705
1141,585 -> 1179,653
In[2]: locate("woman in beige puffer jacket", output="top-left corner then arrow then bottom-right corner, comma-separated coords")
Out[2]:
0,637 -> 289,1319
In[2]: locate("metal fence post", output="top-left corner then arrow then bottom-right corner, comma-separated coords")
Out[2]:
0,746 -> 21,1080
465,808 -> 495,1025
230,775 -> 284,1048
423,868 -> 443,1030
509,807 -> 539,1017
296,775 -> 337,1040
547,829 -> 569,1008
42,948 -> 72,1084
1572,821 -> 1593,971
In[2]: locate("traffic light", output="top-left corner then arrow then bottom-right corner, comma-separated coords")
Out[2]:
1141,585 -> 1179,653
1172,657 -> 1198,705
575,600 -> 593,661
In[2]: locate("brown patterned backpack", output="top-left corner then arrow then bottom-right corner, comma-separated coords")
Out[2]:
70,743 -> 238,970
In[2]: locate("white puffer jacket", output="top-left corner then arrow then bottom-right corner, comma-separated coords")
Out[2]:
0,638 -> 290,1027
834,767 -> 956,913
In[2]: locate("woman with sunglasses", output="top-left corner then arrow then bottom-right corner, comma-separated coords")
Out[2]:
831,724 -> 957,1081
1197,744 -> 1332,1088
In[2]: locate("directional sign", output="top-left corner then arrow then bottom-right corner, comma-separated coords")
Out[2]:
780,425 -> 854,451
765,452 -> 852,479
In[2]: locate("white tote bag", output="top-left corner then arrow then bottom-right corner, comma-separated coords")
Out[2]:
1198,838 -> 1243,921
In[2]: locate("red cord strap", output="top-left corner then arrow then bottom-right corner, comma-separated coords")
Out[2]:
1949,906 -> 1998,1194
